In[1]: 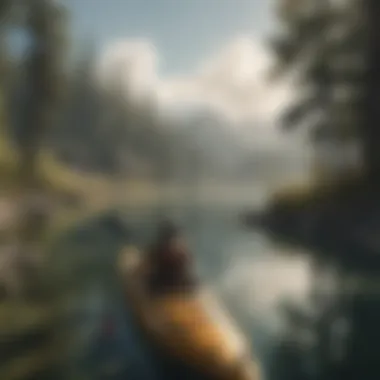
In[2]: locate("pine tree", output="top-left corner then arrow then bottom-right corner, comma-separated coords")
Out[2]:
17,0 -> 67,184
0,0 -> 12,133
271,0 -> 366,182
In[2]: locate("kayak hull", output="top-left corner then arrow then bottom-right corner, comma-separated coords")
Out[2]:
118,246 -> 260,380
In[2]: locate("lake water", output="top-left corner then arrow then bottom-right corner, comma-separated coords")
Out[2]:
55,203 -> 313,380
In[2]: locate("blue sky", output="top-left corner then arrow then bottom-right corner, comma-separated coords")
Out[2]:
65,0 -> 273,75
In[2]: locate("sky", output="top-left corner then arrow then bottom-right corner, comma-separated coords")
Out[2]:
7,0 -> 293,142
66,0 -> 274,76
6,0 -> 293,133
71,0 -> 296,148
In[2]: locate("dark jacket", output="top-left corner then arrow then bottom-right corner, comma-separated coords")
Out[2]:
147,222 -> 195,293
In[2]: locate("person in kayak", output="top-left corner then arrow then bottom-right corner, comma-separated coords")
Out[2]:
146,220 -> 197,294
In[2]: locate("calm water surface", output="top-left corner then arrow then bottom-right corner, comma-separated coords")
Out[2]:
56,204 -> 312,379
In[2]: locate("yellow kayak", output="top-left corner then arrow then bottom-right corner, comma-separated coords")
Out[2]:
118,246 -> 261,380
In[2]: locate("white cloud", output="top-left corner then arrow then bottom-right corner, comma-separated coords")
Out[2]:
96,35 -> 294,128
97,39 -> 159,105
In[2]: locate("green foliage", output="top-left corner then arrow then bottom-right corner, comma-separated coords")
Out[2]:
272,0 -> 380,184
268,0 -> 375,210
